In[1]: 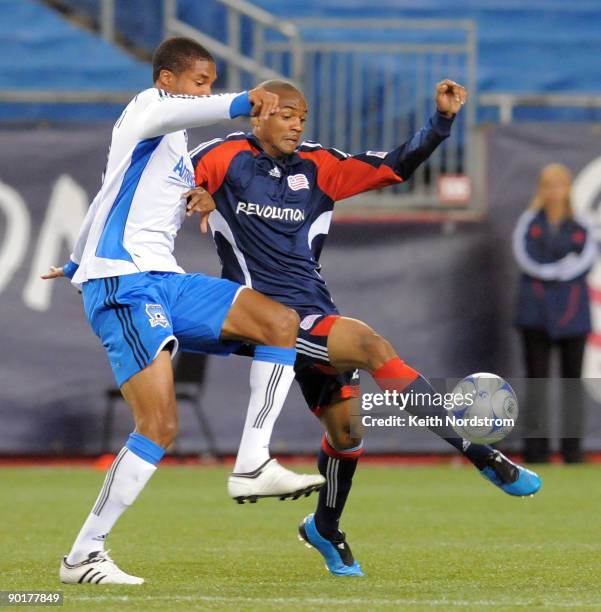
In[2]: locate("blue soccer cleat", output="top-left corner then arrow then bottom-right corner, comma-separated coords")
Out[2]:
298,514 -> 364,577
480,450 -> 542,497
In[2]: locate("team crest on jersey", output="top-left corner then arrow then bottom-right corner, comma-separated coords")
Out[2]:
287,174 -> 310,191
146,304 -> 169,328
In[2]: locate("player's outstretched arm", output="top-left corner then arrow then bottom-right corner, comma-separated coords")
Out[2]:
306,80 -> 467,202
385,79 -> 467,182
136,87 -> 279,139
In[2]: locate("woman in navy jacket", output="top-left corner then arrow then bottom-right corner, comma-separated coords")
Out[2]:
513,163 -> 596,463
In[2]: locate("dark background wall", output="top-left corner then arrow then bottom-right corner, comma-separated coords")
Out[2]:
1,122 -> 600,454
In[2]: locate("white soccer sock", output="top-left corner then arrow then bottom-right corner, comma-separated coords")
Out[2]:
233,359 -> 296,473
66,448 -> 157,564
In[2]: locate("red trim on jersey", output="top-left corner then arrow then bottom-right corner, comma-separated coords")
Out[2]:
310,314 -> 341,336
194,140 -> 257,194
321,434 -> 364,460
298,149 -> 402,201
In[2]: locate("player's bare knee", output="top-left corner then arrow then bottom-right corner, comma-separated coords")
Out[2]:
359,332 -> 396,371
264,306 -> 299,347
155,416 -> 178,448
328,423 -> 361,450
135,409 -> 177,448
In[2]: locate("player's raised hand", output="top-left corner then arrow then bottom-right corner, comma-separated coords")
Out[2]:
183,186 -> 216,234
248,87 -> 280,121
435,80 -> 467,117
41,266 -> 65,280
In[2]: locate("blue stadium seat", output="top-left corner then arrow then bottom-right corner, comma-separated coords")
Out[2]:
60,0 -> 164,50
252,1 -> 601,94
0,0 -> 148,120
48,0 -> 601,95
3,0 -> 601,121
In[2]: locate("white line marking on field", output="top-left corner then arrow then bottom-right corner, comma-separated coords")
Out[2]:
66,595 -> 599,608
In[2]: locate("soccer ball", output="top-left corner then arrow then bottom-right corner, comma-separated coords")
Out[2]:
448,373 -> 518,445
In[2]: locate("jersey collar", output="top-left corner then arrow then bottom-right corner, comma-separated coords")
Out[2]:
245,133 -> 304,168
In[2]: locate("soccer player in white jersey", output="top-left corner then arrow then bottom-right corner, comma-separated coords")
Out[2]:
43,37 -> 324,585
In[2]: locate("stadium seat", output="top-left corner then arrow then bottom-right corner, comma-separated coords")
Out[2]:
59,0 -> 601,95
0,0 -> 148,120
3,1 -> 600,120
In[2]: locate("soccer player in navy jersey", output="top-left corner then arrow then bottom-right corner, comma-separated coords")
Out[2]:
189,79 -> 542,577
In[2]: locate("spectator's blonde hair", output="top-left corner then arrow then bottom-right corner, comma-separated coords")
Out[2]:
529,163 -> 574,219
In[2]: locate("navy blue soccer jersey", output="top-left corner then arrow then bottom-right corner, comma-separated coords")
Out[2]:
191,112 -> 453,315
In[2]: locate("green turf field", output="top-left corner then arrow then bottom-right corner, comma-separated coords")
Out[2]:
2,464 -> 600,610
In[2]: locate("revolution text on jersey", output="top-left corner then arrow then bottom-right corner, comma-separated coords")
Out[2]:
192,112 -> 454,315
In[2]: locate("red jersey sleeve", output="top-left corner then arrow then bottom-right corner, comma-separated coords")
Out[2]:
298,112 -> 454,202
299,147 -> 402,201
192,138 -> 254,194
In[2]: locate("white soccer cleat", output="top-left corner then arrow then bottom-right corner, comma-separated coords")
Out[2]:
228,458 -> 325,503
60,550 -> 144,585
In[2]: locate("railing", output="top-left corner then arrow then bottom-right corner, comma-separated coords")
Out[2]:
99,0 -> 115,43
10,0 -> 480,216
0,91 -> 136,104
480,93 -> 601,124
276,18 -> 478,211
29,1 -> 601,217
161,3 -> 479,213
163,0 -> 301,89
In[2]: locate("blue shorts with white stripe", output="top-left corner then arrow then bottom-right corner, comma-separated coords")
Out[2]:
82,271 -> 244,386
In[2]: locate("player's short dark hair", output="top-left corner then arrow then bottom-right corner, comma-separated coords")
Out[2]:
257,79 -> 301,95
152,37 -> 215,83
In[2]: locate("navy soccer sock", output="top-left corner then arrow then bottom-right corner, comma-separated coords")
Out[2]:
373,357 -> 493,469
314,434 -> 363,540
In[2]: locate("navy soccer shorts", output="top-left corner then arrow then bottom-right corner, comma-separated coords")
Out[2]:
294,314 -> 360,416
82,271 -> 244,386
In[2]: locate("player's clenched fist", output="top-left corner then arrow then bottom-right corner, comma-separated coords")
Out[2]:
435,80 -> 467,117
183,186 -> 215,234
248,87 -> 280,121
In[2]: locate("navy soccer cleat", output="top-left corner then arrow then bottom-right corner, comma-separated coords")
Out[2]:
480,450 -> 542,497
298,514 -> 363,577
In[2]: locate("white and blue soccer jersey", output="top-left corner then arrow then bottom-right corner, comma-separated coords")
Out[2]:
66,87 -> 254,386
71,87 -> 250,287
